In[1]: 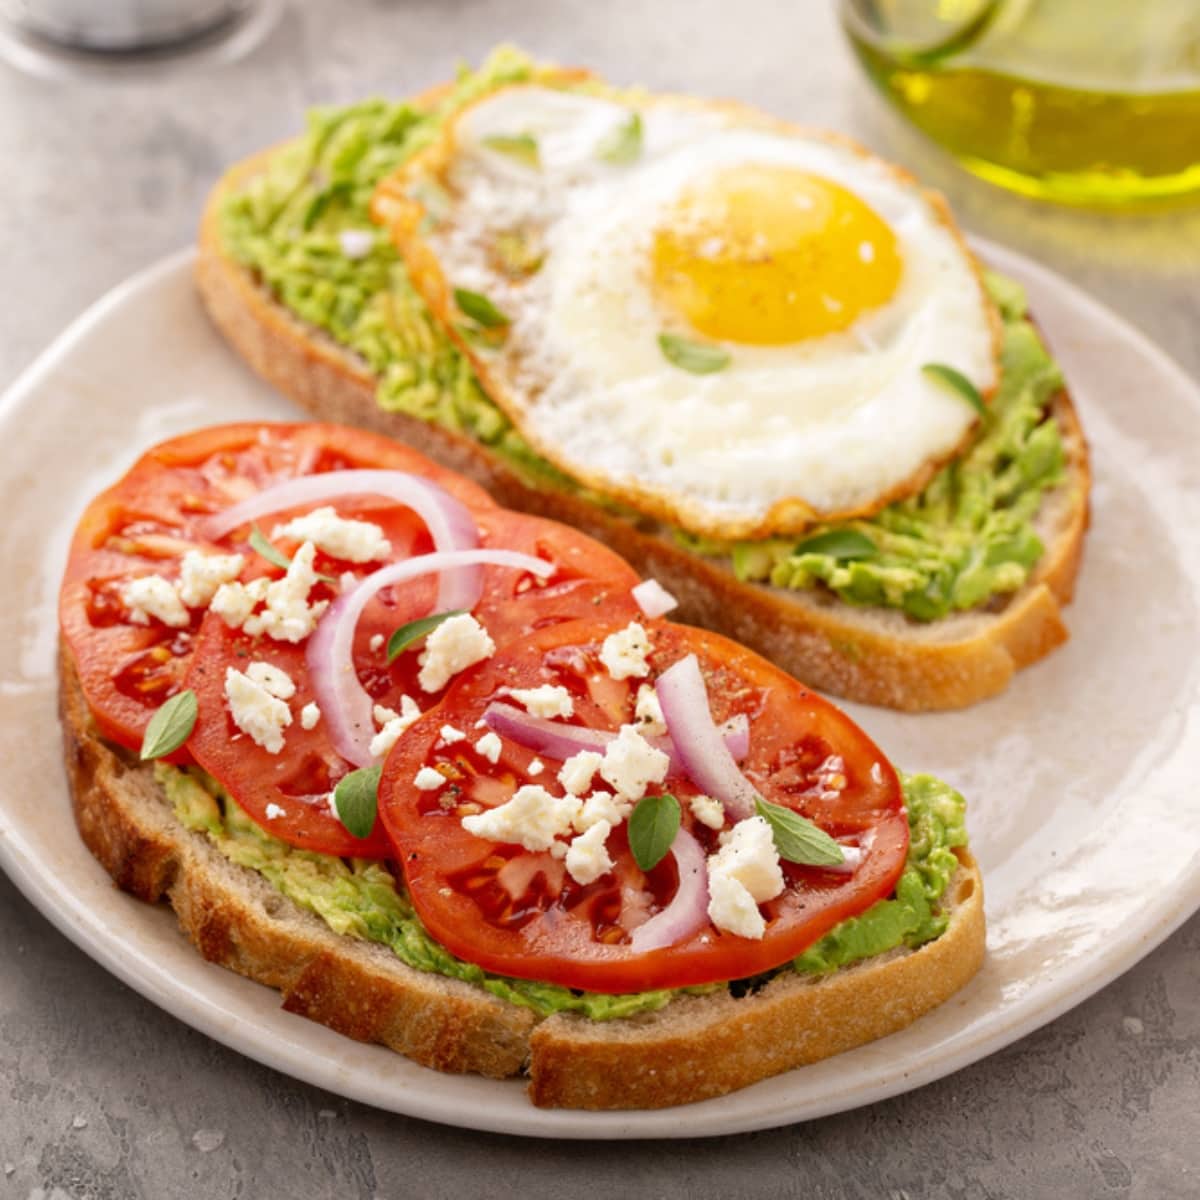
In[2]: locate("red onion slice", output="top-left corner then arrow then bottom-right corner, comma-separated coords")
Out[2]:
308,549 -> 554,767
201,469 -> 482,612
482,702 -> 749,766
628,827 -> 709,953
655,653 -> 758,821
631,578 -> 678,618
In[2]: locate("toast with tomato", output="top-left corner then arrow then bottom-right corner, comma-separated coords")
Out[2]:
195,47 -> 1090,713
59,421 -> 984,1110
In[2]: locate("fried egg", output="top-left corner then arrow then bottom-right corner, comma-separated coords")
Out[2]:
373,84 -> 1001,540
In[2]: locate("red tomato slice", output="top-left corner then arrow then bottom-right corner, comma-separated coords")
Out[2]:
185,511 -> 643,858
59,422 -> 494,754
378,618 -> 909,993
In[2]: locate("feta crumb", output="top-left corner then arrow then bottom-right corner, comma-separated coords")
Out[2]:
122,575 -> 189,628
265,803 -> 286,821
369,695 -> 421,759
633,683 -> 667,736
527,758 -> 545,777
506,684 -> 574,720
439,723 -> 467,745
417,613 -> 495,692
565,820 -> 615,885
271,506 -> 391,564
224,666 -> 292,754
414,766 -> 446,791
244,661 -> 296,700
339,228 -> 375,259
242,542 -> 329,643
706,816 -> 785,939
177,551 -> 244,608
369,633 -> 385,653
300,702 -> 321,731
474,731 -> 502,763
574,789 -> 631,833
461,784 -> 582,852
210,576 -> 270,629
599,724 -> 670,801
599,621 -> 651,680
558,750 -> 603,797
688,793 -> 726,831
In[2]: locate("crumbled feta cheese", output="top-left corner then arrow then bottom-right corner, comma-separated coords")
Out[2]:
599,724 -> 669,801
599,621 -> 651,680
270,506 -> 391,564
474,731 -> 502,763
123,575 -> 189,628
633,683 -> 667,736
439,724 -> 467,745
417,613 -> 495,692
224,666 -> 292,754
414,767 -> 447,791
210,577 -> 270,629
369,633 -> 385,653
688,793 -> 726,830
177,551 -> 244,608
565,820 -> 615,885
461,785 -> 582,852
574,790 -> 631,833
242,542 -> 329,643
705,816 -> 785,940
265,803 -> 286,821
558,750 -> 603,797
369,696 -> 422,759
300,702 -> 321,731
338,228 -> 375,259
506,684 -> 574,720
527,758 -> 545,777
244,661 -> 296,700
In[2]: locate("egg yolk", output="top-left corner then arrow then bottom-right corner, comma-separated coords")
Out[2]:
650,165 -> 903,346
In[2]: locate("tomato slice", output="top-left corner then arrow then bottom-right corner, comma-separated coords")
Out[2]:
378,618 -> 909,993
185,511 -> 643,857
59,422 -> 495,754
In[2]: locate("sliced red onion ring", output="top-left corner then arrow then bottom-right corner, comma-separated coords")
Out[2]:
655,653 -> 758,822
308,549 -> 554,767
629,827 -> 709,953
631,578 -> 678,618
200,469 -> 482,612
482,702 -> 749,766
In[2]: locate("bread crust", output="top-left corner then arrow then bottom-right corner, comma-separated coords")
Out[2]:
196,135 -> 1088,712
59,645 -> 985,1109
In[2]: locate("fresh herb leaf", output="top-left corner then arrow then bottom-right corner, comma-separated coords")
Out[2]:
249,524 -> 292,572
628,793 -> 681,871
140,690 -> 197,761
792,529 -> 878,561
386,610 -> 466,663
250,524 -> 336,584
454,287 -> 510,329
658,333 -> 731,375
597,111 -> 643,165
754,797 -> 844,867
333,764 -> 383,840
922,363 -> 988,418
482,132 -> 540,168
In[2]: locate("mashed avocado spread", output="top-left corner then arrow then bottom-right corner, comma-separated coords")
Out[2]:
158,763 -> 967,1019
220,47 -> 1067,621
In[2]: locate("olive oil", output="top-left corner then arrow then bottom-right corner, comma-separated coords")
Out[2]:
843,0 -> 1200,206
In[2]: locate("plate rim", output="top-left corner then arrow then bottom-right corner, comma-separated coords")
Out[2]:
2,240 -> 1199,1139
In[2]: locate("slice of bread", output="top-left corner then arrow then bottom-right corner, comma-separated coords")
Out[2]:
60,645 -> 985,1109
196,144 -> 1089,712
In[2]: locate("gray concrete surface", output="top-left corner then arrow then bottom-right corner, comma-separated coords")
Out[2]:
2,1 -> 1199,1195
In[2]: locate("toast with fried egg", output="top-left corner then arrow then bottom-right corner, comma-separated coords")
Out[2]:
195,50 -> 1089,712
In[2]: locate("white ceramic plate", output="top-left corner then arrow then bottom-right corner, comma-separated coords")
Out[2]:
1,244 -> 1198,1139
